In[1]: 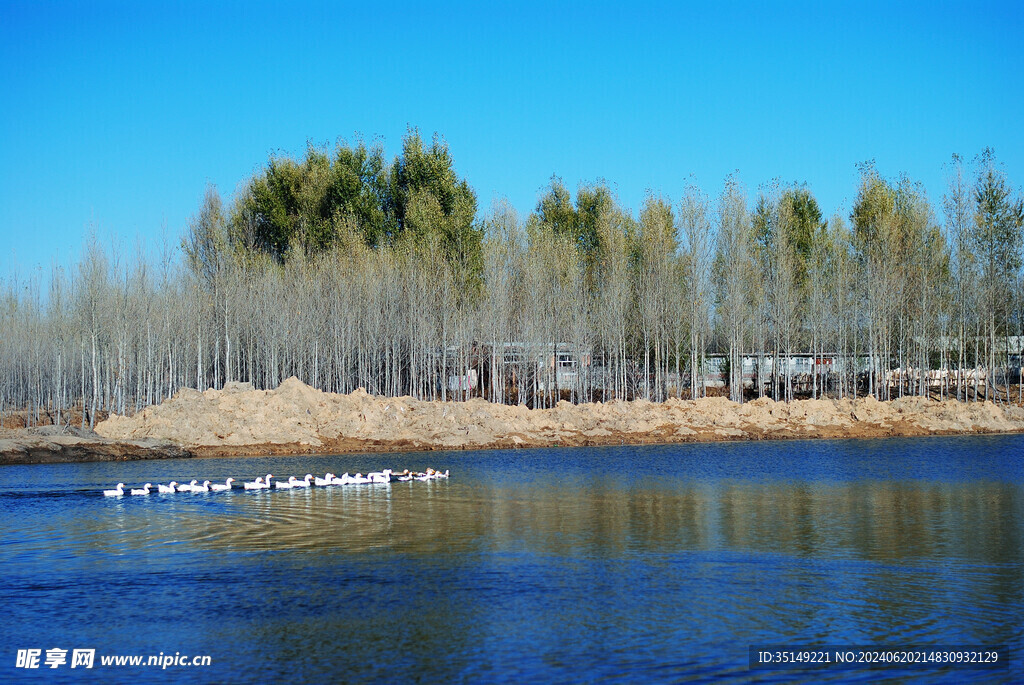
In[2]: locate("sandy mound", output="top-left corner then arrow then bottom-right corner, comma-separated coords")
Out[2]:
0,428 -> 191,465
95,377 -> 1024,455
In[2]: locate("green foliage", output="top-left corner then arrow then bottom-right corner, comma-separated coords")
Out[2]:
534,177 -> 614,259
852,166 -> 943,270
636,194 -> 677,258
223,131 -> 480,276
325,142 -> 391,247
246,156 -> 302,258
753,185 -> 823,293
574,182 -> 613,256
851,164 -> 897,258
536,176 -> 579,238
389,133 -> 472,227
973,147 -> 1024,278
387,130 -> 480,269
182,184 -> 228,288
782,187 -> 823,284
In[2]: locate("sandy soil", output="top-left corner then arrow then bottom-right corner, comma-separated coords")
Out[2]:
89,377 -> 1024,458
0,426 -> 191,465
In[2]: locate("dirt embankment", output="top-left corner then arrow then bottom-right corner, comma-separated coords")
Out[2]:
0,426 -> 192,466
80,377 -> 1024,460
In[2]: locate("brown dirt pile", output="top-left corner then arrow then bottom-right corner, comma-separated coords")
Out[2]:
94,377 -> 1024,457
0,426 -> 192,465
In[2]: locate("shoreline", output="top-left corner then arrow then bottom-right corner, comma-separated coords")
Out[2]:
3,377 -> 1024,465
0,429 -> 192,465
184,424 -> 1024,460
3,423 -> 1022,467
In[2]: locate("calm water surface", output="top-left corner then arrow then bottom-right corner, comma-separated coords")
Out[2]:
1,435 -> 1022,683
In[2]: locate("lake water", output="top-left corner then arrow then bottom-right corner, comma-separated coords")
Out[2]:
1,435 -> 1022,683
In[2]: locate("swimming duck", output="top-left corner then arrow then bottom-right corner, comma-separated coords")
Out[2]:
192,480 -> 212,493
177,480 -> 198,492
368,469 -> 392,484
210,478 -> 235,492
329,473 -> 351,485
102,483 -> 125,497
314,473 -> 335,487
288,474 -> 313,488
244,474 -> 273,490
157,481 -> 178,493
130,483 -> 151,495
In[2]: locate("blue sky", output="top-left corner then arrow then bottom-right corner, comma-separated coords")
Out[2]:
2,1 -> 1021,274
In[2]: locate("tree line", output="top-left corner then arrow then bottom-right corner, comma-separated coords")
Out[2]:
2,131 -> 1022,428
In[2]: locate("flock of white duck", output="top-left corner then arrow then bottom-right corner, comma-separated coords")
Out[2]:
102,468 -> 449,497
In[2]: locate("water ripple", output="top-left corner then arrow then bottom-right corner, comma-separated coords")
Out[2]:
1,436 -> 1022,682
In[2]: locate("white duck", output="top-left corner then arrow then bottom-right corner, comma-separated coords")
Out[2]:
178,480 -> 198,492
157,481 -> 178,494
192,480 -> 212,493
368,469 -> 392,484
244,474 -> 273,490
415,468 -> 440,481
329,473 -> 351,485
102,483 -> 125,497
420,468 -> 448,480
348,473 -> 371,485
314,473 -> 335,487
130,483 -> 152,495
210,477 -> 235,492
275,477 -> 294,489
288,474 -> 313,488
